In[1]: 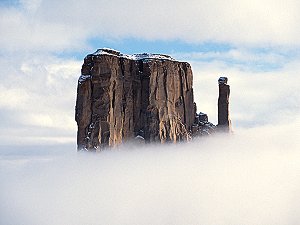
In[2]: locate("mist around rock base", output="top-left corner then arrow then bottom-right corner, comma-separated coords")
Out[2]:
1,125 -> 299,225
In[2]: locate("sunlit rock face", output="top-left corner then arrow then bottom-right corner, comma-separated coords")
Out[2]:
75,48 -> 215,151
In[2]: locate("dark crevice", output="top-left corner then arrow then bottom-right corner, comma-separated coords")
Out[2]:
120,58 -> 126,138
163,68 -> 168,103
140,61 -> 150,141
112,80 -> 116,109
179,67 -> 186,124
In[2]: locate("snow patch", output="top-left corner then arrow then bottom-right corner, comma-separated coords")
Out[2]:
91,48 -> 175,61
218,76 -> 228,84
128,53 -> 175,61
93,48 -> 120,56
78,75 -> 91,84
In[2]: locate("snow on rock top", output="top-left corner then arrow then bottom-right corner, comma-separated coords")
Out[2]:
93,48 -> 121,56
218,77 -> 228,85
91,48 -> 175,61
130,53 -> 175,61
78,75 -> 91,84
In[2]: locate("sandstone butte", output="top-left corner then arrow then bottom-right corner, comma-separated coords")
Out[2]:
75,48 -> 231,151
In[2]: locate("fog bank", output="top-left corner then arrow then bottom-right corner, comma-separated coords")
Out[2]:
1,126 -> 299,225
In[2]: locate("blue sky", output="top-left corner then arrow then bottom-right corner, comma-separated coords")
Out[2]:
0,0 -> 299,145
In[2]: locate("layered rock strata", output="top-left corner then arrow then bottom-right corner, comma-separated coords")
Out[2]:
75,48 -> 199,151
217,77 -> 232,132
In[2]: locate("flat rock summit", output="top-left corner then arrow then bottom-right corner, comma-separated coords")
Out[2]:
75,48 -> 231,151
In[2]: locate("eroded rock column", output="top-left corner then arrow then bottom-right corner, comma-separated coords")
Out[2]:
217,77 -> 232,132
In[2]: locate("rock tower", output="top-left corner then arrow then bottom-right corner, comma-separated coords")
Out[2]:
75,48 -> 197,151
217,77 -> 232,132
75,49 -> 226,151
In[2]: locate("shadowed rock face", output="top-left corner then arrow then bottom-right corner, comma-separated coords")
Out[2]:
217,77 -> 232,132
75,49 -> 197,151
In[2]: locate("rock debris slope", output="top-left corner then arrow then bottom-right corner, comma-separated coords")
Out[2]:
75,48 -> 222,151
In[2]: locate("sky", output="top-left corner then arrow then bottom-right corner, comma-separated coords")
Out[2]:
0,0 -> 299,145
0,1 -> 300,224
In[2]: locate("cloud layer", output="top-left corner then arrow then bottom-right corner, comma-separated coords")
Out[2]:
1,0 -> 300,53
1,128 -> 300,225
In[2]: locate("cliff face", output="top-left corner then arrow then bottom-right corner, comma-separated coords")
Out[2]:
75,49 -> 198,151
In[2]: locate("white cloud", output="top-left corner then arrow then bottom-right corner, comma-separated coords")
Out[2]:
0,87 -> 31,110
175,48 -> 292,69
19,0 -> 42,12
0,6 -> 86,52
1,128 -> 299,225
0,54 -> 81,144
1,0 -> 300,53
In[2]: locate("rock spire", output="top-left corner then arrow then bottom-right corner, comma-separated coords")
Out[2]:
217,77 -> 232,132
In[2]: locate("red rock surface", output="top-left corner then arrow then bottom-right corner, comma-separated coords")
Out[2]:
75,49 -> 197,151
